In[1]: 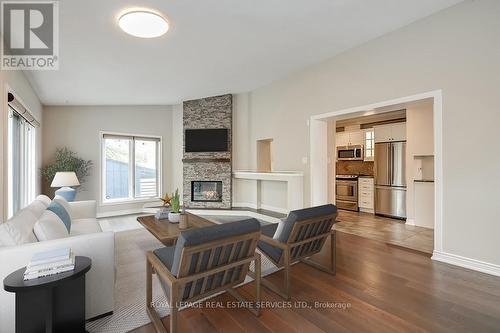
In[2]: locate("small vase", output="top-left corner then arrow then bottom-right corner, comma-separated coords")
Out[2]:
168,212 -> 180,223
179,214 -> 188,229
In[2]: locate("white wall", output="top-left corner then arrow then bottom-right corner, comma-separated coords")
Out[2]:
406,101 -> 434,225
171,104 -> 184,200
233,0 -> 500,267
42,105 -> 175,215
0,70 -> 42,221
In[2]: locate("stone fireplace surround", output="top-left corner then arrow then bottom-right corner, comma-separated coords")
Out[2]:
182,94 -> 232,209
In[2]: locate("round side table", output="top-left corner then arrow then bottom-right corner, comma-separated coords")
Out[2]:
3,256 -> 91,333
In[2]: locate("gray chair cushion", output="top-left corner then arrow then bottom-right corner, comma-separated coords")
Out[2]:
154,245 -> 176,271
260,223 -> 278,237
153,246 -> 176,299
277,204 -> 337,243
170,218 -> 261,277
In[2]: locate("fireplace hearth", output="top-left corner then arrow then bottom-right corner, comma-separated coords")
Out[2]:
191,181 -> 223,202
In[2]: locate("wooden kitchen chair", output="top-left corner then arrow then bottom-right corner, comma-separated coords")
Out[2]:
146,218 -> 262,333
252,204 -> 337,300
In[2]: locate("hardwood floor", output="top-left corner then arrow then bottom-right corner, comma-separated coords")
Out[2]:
335,210 -> 434,254
130,232 -> 500,333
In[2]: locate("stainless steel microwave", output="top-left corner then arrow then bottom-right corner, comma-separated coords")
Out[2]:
337,145 -> 364,161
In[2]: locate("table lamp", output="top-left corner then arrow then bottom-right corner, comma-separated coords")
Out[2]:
51,172 -> 80,202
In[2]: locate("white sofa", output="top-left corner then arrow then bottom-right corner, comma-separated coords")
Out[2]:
0,195 -> 115,333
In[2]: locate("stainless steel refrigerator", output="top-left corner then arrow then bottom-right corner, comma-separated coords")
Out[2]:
374,141 -> 407,219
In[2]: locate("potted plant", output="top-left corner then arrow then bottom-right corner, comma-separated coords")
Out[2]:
41,147 -> 92,196
168,189 -> 181,223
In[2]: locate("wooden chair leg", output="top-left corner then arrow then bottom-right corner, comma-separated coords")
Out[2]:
228,254 -> 262,316
332,231 -> 336,275
300,231 -> 336,275
146,257 -> 168,333
255,249 -> 292,301
170,286 -> 179,333
255,253 -> 261,315
283,250 -> 291,300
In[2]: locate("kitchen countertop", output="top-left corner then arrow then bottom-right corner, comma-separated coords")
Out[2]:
414,179 -> 434,183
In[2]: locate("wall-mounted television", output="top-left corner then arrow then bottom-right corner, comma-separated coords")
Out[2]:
185,128 -> 229,152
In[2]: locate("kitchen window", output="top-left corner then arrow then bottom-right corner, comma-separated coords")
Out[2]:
365,130 -> 375,161
101,133 -> 161,203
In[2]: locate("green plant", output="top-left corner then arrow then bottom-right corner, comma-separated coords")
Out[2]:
170,189 -> 180,213
41,147 -> 92,190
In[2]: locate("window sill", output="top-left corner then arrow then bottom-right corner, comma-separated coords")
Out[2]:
100,197 -> 160,207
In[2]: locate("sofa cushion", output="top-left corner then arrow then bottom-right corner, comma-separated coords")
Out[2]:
277,204 -> 337,243
47,201 -> 72,233
0,223 -> 19,247
70,219 -> 102,236
0,210 -> 39,246
35,194 -> 52,207
33,210 -> 69,241
170,218 -> 260,277
24,200 -> 47,218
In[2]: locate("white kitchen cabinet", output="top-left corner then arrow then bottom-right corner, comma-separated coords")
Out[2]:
358,177 -> 374,213
414,181 -> 434,229
336,130 -> 364,147
348,131 -> 364,146
336,132 -> 349,147
391,123 -> 406,141
374,123 -> 406,143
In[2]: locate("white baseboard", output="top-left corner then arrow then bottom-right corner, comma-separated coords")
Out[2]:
405,218 -> 415,226
232,202 -> 258,210
432,250 -> 500,277
232,202 -> 288,214
260,204 -> 288,214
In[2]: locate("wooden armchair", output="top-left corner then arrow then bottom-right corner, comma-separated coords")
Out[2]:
146,218 -> 262,333
252,204 -> 337,300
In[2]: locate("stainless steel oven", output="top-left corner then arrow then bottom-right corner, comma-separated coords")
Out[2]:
335,175 -> 359,211
337,145 -> 364,161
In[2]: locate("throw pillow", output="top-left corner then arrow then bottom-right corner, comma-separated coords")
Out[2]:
33,210 -> 69,241
35,194 -> 52,207
47,201 -> 72,233
53,195 -> 73,221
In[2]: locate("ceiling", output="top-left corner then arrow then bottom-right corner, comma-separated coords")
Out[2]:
25,0 -> 462,106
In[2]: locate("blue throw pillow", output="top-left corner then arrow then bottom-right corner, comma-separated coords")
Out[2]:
47,201 -> 71,233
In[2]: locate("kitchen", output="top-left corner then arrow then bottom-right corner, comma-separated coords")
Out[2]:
328,100 -> 435,254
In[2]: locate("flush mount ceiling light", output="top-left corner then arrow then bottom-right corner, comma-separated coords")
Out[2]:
118,10 -> 169,38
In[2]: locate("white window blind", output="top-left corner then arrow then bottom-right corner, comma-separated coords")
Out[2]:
7,105 -> 37,218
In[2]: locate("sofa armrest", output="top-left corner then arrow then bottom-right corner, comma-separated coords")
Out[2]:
0,232 -> 115,333
69,200 -> 97,219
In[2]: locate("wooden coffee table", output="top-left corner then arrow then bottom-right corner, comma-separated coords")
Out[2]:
137,212 -> 214,246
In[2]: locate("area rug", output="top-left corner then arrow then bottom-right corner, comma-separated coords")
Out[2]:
86,216 -> 278,333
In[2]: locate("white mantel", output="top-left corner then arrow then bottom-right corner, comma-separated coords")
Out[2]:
232,171 -> 304,213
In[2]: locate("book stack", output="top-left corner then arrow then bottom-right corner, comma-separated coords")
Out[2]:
24,248 -> 75,281
155,208 -> 170,220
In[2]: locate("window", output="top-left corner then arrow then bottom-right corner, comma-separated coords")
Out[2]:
7,106 -> 37,218
102,133 -> 161,203
365,130 -> 375,161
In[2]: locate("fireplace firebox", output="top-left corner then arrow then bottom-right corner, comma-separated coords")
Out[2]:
191,181 -> 223,202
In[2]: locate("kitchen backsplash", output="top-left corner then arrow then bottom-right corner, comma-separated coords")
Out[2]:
336,160 -> 374,176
